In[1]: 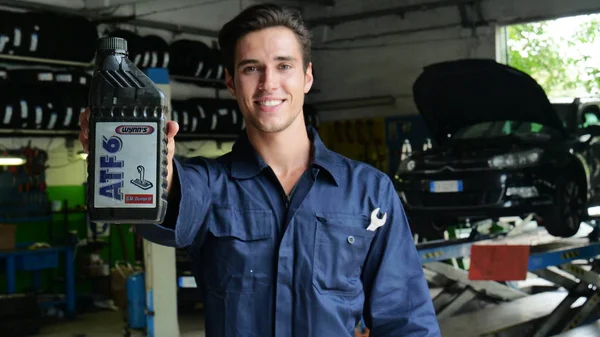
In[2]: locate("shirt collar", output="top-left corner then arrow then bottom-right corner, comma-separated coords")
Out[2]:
230,126 -> 339,185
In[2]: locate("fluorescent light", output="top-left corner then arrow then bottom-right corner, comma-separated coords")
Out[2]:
0,157 -> 26,166
588,206 -> 600,216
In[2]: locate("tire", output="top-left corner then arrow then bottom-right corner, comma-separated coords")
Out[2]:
541,175 -> 584,237
408,217 -> 449,241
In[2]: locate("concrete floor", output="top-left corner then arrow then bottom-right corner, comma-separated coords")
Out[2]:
30,276 -> 600,337
554,321 -> 600,337
31,307 -> 600,337
33,309 -> 206,337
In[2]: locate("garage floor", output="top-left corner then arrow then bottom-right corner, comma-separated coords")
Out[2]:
33,309 -> 206,337
30,278 -> 600,337
31,306 -> 600,337
555,321 -> 600,337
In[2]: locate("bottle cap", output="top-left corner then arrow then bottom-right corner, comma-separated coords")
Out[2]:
97,37 -> 128,52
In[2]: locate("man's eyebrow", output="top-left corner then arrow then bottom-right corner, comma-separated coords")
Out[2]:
275,56 -> 297,62
237,59 -> 259,69
236,56 -> 298,69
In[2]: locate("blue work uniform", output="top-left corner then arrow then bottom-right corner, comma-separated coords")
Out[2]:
138,126 -> 441,337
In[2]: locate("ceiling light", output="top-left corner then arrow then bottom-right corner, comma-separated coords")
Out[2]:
0,156 -> 26,166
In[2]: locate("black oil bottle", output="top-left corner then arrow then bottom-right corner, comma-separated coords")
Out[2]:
87,36 -> 168,224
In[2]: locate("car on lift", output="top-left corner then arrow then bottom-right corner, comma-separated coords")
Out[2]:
395,59 -> 600,239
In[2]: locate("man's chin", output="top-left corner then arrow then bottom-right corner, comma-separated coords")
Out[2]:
250,120 -> 291,134
259,125 -> 288,133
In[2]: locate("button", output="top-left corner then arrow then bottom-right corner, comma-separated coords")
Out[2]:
347,236 -> 355,244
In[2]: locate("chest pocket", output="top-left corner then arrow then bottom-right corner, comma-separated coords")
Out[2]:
312,213 -> 376,296
203,205 -> 274,294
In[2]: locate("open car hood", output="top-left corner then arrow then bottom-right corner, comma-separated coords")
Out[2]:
412,59 -> 566,144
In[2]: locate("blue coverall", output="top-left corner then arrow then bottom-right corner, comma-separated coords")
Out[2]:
138,126 -> 441,337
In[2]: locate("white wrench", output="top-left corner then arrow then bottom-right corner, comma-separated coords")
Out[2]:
367,208 -> 387,231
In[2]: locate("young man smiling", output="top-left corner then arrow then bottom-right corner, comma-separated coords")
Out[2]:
79,3 -> 440,336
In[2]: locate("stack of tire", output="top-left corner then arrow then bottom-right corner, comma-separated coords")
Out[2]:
168,39 -> 226,84
171,98 -> 244,136
0,9 -> 98,63
0,68 -> 91,131
170,99 -> 320,137
107,30 -> 226,86
108,30 -> 171,70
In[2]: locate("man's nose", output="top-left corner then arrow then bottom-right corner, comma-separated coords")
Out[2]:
259,67 -> 279,91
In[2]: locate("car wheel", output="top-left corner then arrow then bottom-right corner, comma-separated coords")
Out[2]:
542,176 -> 584,237
408,217 -> 448,241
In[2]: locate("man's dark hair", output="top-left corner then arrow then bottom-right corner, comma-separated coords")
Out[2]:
218,3 -> 312,78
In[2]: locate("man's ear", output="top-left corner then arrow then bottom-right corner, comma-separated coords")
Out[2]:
304,62 -> 314,94
225,68 -> 236,97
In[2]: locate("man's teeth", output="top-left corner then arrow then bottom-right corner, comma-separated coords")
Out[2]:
258,100 -> 283,106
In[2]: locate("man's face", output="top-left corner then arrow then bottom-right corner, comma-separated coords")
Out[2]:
225,26 -> 313,134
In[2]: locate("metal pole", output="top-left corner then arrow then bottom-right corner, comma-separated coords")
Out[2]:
0,0 -> 221,37
306,0 -> 481,27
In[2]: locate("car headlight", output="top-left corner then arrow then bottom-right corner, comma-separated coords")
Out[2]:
397,158 -> 416,173
488,149 -> 543,169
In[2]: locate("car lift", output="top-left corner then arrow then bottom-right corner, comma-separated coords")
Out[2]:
416,221 -> 600,337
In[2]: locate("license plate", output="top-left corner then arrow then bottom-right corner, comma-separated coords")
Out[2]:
430,180 -> 463,193
178,276 -> 197,288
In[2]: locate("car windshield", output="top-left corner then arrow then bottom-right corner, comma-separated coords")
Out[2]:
453,121 -> 561,139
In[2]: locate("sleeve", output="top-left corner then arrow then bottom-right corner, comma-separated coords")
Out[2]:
135,156 -> 212,248
361,175 -> 441,337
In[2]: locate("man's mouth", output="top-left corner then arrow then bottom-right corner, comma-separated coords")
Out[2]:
255,99 -> 285,106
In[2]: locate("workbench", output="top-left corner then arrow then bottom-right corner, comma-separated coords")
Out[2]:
0,244 -> 75,317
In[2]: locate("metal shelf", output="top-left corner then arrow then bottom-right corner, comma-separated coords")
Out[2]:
0,215 -> 52,223
0,129 -> 80,139
0,54 -> 93,69
0,128 -> 240,141
170,75 -> 227,89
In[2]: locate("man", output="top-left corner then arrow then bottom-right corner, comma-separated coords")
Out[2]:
79,3 -> 440,336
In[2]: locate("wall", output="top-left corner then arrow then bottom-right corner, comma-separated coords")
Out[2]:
303,0 -> 600,122
308,26 -> 496,121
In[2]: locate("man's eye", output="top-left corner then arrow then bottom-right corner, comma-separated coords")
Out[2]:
244,66 -> 258,72
279,64 -> 292,70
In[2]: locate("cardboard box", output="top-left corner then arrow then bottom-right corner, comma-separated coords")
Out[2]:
0,224 -> 16,251
111,262 -> 143,310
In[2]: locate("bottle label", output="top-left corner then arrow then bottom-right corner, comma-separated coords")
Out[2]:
93,122 -> 158,209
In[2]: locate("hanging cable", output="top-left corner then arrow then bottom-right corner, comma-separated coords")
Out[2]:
133,0 -> 231,18
313,34 -> 476,51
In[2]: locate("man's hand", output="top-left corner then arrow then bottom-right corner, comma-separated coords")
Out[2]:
78,108 -> 91,155
164,119 -> 180,193
78,108 -> 180,193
